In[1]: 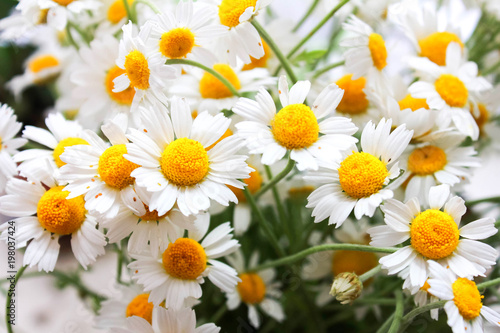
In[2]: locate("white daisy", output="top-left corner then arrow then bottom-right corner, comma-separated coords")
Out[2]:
125,96 -> 252,216
427,260 -> 500,333
92,0 -> 134,37
0,164 -> 106,272
225,250 -> 284,328
33,0 -> 101,30
306,118 -> 413,227
369,184 -> 498,289
234,75 -> 358,171
129,217 -> 241,308
399,273 -> 440,321
408,42 -> 491,140
470,84 -> 500,140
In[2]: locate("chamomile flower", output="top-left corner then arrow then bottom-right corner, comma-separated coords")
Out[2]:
234,76 -> 358,171
400,273 -> 440,320
427,260 -> 500,333
225,250 -> 284,328
93,0 -> 135,37
0,164 -> 106,272
306,118 -> 413,226
125,97 -> 252,216
129,218 -> 240,308
113,22 -> 179,111
369,185 -> 498,289
60,115 -> 139,218
34,0 -> 102,31
470,85 -> 500,139
408,42 -> 491,140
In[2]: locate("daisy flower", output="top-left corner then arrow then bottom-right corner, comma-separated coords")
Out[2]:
369,184 -> 498,289
234,76 -> 358,171
0,104 -> 27,193
129,218 -> 240,308
470,84 -> 500,139
306,118 -> 413,227
0,164 -> 106,272
427,260 -> 500,332
92,0 -> 135,37
110,307 -> 220,333
113,22 -> 179,111
400,273 -> 440,321
125,96 -> 252,216
33,0 -> 101,31
408,42 -> 491,140
60,115 -> 139,218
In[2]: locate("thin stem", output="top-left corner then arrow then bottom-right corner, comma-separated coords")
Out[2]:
287,0 -> 350,59
65,24 -> 79,50
376,312 -> 395,333
252,244 -> 396,271
67,21 -> 91,45
483,58 -> 500,75
478,277 -> 500,289
165,59 -> 242,97
116,246 -> 123,284
466,196 -> 500,206
251,21 -> 298,83
210,304 -> 227,323
359,265 -> 382,282
398,300 -> 447,332
264,165 -> 290,242
6,265 -> 27,333
132,0 -> 161,15
255,157 -> 295,199
122,0 -> 135,23
312,60 -> 345,79
388,290 -> 404,333
292,0 -> 320,32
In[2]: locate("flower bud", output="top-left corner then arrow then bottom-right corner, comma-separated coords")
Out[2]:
329,272 -> 363,304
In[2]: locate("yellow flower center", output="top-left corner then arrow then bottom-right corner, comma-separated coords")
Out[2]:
37,9 -> 49,25
242,39 -> 271,71
107,0 -> 133,24
471,103 -> 490,136
420,280 -> 431,293
37,186 -> 86,235
160,138 -> 209,187
53,137 -> 89,168
271,104 -> 319,150
452,278 -> 483,321
332,250 -> 378,284
206,128 -> 233,151
408,145 -> 447,176
338,152 -> 388,199
218,0 -> 257,28
410,209 -> 459,260
162,238 -> 207,280
125,293 -> 154,324
434,74 -> 468,108
159,27 -> 196,59
368,33 -> 387,70
199,64 -> 241,99
418,32 -> 463,66
28,55 -> 59,73
335,74 -> 369,115
398,94 -> 429,111
105,65 -> 135,105
52,0 -> 76,6
98,144 -> 139,189
228,163 -> 263,202
237,273 -> 266,304
138,204 -> 167,221
124,50 -> 150,90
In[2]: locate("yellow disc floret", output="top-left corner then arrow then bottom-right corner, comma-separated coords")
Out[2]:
53,137 -> 89,168
242,39 -> 271,71
162,238 -> 207,280
434,74 -> 468,108
52,0 -> 75,6
98,144 -> 139,189
368,33 -> 387,70
271,104 -> 319,149
332,250 -> 379,278
237,273 -> 266,304
335,74 -> 369,115
125,293 -> 154,324
139,204 -> 167,221
228,164 -> 263,202
418,32 -> 463,66
452,278 -> 483,321
471,103 -> 490,136
37,186 -> 86,235
206,128 -> 233,151
338,152 -> 388,199
107,0 -> 133,24
219,0 -> 257,28
408,145 -> 447,176
159,28 -> 196,59
410,209 -> 459,260
28,55 -> 59,73
160,138 -> 209,187
398,94 -> 429,111
105,65 -> 135,105
124,50 -> 150,90
199,64 -> 241,99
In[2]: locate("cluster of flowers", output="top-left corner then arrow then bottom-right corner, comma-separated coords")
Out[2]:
1,0 -> 500,331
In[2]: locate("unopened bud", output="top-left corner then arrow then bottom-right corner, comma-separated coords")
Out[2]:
329,272 -> 363,305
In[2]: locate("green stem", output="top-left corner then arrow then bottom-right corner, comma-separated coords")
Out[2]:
210,304 -> 227,323
466,196 -> 500,206
6,265 -> 27,333
264,165 -> 290,242
243,188 -> 286,257
286,0 -> 350,59
254,157 -> 295,199
67,21 -> 91,45
376,313 -> 395,333
65,24 -> 79,50
388,290 -> 404,333
354,298 -> 396,306
122,0 -> 135,23
398,300 -> 447,332
132,0 -> 161,15
483,59 -> 500,75
359,265 -> 382,282
252,244 -> 396,271
478,277 -> 500,289
251,21 -> 298,83
292,0 -> 320,32
165,59 -> 242,97
312,60 -> 345,79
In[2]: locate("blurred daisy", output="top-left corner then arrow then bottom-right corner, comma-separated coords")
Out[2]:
225,250 -> 284,328
428,260 -> 500,332
33,0 -> 101,30
369,185 -> 498,289
125,97 -> 252,216
93,0 -> 134,36
470,85 -> 500,139
234,76 -> 358,171
0,165 -> 106,272
129,218 -> 240,308
306,118 -> 412,227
